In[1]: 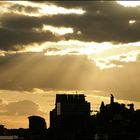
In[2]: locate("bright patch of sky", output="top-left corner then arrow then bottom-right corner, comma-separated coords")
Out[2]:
117,1 -> 140,7
12,40 -> 140,69
33,25 -> 74,35
129,20 -> 136,25
95,50 -> 140,69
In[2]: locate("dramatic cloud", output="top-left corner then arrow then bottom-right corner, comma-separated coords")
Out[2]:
0,1 -> 84,51
45,1 -> 140,43
9,3 -> 40,14
0,52 -> 140,102
0,13 -> 42,30
0,28 -> 61,51
0,97 -> 47,128
0,99 -> 45,116
1,1 -> 140,51
0,1 -> 85,16
0,53 -> 98,90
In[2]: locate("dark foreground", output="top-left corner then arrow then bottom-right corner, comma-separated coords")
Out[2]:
0,94 -> 140,140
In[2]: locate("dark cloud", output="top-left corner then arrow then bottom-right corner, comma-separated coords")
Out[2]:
1,1 -> 140,50
9,4 -> 40,13
0,13 -> 42,30
0,27 -> 60,51
0,100 -> 44,116
43,1 -> 140,43
0,13 -> 61,50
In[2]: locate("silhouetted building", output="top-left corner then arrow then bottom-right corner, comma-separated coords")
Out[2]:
50,94 -> 91,130
127,103 -> 134,111
0,125 -> 4,135
99,94 -> 131,120
96,94 -> 138,140
28,116 -> 46,135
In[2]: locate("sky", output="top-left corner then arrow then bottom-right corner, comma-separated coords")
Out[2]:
1,1 -> 140,128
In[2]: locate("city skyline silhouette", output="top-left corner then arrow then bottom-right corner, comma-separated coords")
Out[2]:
0,93 -> 140,140
1,1 -> 140,139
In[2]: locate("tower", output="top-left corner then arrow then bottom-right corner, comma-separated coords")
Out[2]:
110,94 -> 114,104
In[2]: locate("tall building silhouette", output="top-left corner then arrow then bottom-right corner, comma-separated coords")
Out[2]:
50,94 -> 91,130
0,125 -> 4,135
